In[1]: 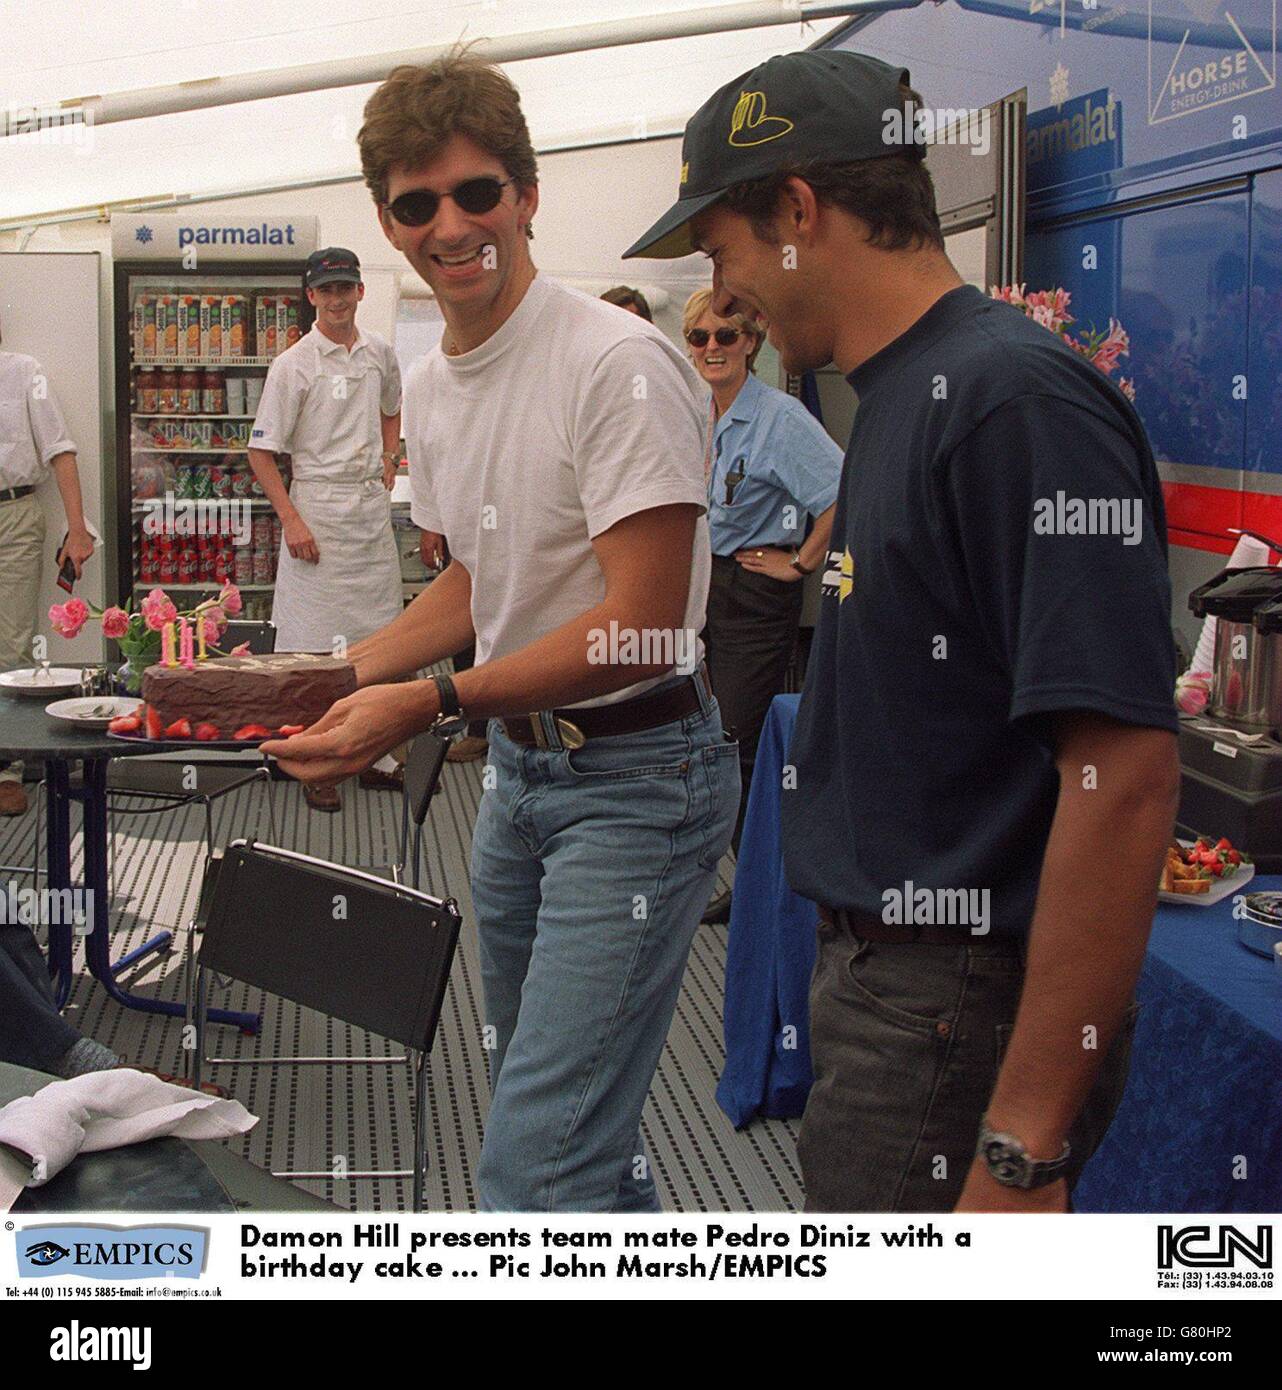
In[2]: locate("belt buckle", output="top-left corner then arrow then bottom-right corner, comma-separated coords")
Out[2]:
556,718 -> 586,750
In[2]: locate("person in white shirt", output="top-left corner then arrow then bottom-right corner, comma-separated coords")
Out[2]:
248,247 -> 404,812
264,55 -> 738,1211
0,338 -> 94,816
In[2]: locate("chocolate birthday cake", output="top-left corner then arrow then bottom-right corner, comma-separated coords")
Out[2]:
142,653 -> 356,735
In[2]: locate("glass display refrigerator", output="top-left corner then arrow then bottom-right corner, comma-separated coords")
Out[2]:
111,254 -> 315,621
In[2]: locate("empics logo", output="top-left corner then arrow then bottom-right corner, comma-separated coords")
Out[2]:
1158,1224 -> 1272,1270
50,1322 -> 152,1371
17,1224 -> 207,1280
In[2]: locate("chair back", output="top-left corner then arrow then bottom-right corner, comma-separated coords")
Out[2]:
198,841 -> 460,1051
223,621 -> 277,654
404,732 -> 449,828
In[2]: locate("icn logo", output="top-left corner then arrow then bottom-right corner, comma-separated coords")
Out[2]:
134,225 -> 153,244
26,1239 -> 70,1267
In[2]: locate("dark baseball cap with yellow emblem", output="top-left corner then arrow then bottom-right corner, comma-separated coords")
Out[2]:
623,49 -> 922,260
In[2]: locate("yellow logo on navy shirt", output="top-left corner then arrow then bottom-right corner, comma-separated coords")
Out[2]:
729,91 -> 794,147
838,549 -> 854,602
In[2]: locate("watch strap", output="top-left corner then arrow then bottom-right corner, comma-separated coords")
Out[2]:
977,1120 -> 1071,1189
431,672 -> 463,721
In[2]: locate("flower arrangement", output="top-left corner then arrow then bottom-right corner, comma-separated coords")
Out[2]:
989,285 -> 1136,400
49,584 -> 249,692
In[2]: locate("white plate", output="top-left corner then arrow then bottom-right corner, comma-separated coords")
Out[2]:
0,667 -> 85,697
45,696 -> 142,729
1158,839 -> 1256,907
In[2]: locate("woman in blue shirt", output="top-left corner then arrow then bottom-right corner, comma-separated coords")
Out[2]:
683,288 -> 843,922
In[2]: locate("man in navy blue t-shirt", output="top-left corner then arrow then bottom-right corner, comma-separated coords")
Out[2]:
627,51 -> 1179,1211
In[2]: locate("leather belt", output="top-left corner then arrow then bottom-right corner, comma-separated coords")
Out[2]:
502,665 -> 712,749
818,903 -> 981,946
0,485 -> 35,503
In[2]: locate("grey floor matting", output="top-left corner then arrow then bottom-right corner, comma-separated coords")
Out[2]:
0,756 -> 802,1211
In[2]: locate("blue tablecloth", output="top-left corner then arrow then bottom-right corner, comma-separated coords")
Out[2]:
717,693 -> 1282,1212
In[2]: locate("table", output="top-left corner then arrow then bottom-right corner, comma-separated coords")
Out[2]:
719,693 -> 1282,1212
0,691 -> 253,1026
1,1062 -> 333,1212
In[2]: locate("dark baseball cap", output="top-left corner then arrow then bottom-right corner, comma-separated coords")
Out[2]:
305,247 -> 362,287
623,50 -> 922,260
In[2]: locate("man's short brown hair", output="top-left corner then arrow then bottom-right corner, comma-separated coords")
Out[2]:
717,84 -> 943,254
359,54 -> 539,239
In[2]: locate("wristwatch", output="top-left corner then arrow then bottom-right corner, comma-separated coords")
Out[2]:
976,1119 -> 1071,1189
788,550 -> 812,577
430,673 -> 468,738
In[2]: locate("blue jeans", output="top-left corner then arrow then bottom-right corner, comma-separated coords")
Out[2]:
470,680 -> 739,1211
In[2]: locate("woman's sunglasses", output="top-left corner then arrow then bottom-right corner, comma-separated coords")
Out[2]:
385,177 -> 514,227
685,327 -> 743,348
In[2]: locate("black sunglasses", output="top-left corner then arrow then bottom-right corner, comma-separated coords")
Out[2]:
686,327 -> 743,348
385,177 -> 514,227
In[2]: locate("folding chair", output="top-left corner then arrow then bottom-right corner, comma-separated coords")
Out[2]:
192,839 -> 461,1210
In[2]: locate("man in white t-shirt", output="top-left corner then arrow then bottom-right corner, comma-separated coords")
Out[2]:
263,55 -> 738,1212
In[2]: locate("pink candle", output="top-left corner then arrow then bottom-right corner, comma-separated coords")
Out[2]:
179,617 -> 195,669
162,622 -> 176,667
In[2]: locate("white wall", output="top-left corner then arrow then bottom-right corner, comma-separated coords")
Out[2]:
0,251 -> 107,664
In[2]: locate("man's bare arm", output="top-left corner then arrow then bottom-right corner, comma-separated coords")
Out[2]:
264,504 -> 699,783
955,712 -> 1179,1210
348,557 -> 476,686
449,503 -> 697,719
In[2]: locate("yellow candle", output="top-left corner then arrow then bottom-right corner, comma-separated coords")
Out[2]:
163,621 -> 176,667
197,617 -> 207,660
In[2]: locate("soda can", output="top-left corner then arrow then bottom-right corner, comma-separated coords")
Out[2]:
172,463 -> 192,500
208,461 -> 231,499
192,463 -> 214,500
233,543 -> 254,586
158,539 -> 177,585
252,514 -> 272,549
230,462 -> 252,498
252,539 -> 273,584
177,541 -> 198,586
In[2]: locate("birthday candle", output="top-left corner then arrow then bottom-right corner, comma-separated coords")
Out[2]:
163,621 -> 176,667
197,617 -> 207,660
179,617 -> 194,668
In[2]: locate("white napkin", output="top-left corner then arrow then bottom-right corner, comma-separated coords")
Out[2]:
0,1068 -> 257,1212
1187,533 -> 1271,677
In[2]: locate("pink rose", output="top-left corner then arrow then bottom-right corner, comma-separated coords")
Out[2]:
219,583 -> 243,617
202,610 -> 224,645
50,597 -> 89,639
101,606 -> 130,640
230,641 -> 251,657
1176,672 -> 1211,716
140,587 -> 178,632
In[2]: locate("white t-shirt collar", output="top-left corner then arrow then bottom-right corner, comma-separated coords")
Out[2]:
439,272 -> 549,375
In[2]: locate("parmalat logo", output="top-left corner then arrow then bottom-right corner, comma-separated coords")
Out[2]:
16,1224 -> 207,1279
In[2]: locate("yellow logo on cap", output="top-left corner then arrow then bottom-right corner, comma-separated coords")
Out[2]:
729,91 -> 794,147
680,161 -> 689,184
838,549 -> 854,602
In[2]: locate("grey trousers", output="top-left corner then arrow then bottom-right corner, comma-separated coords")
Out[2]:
0,920 -> 80,1072
799,919 -> 1138,1211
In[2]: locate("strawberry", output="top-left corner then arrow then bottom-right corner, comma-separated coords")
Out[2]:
108,713 -> 141,734
1215,837 -> 1232,850
1194,838 -> 1211,851
1207,860 -> 1225,877
194,723 -> 221,742
232,724 -> 271,741
1227,849 -> 1242,865
277,724 -> 305,736
1197,850 -> 1220,867
145,704 -> 164,740
164,718 -> 192,739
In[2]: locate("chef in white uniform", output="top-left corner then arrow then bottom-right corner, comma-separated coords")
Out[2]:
248,248 -> 404,811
